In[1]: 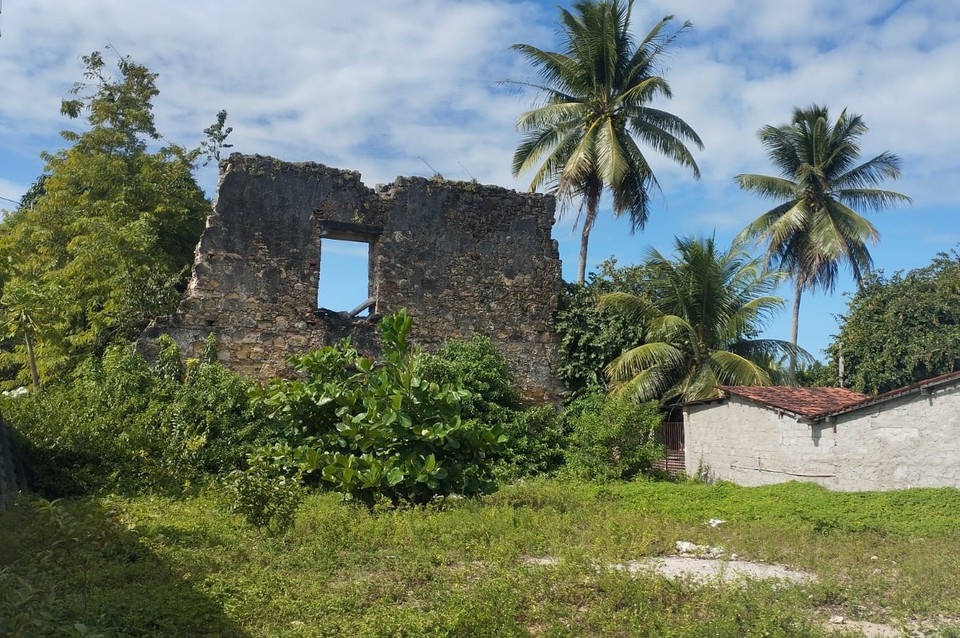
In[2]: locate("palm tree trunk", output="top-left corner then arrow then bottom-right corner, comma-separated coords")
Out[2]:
577,188 -> 601,286
24,331 -> 40,392
789,280 -> 802,382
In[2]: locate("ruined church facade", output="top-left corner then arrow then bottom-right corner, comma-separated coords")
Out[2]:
140,154 -> 564,401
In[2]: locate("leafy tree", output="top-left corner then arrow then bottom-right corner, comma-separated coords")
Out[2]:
0,279 -> 59,391
555,258 -> 648,394
509,0 -> 702,284
825,249 -> 960,394
0,49 -> 226,385
794,360 -> 833,388
735,105 -> 911,376
257,311 -> 505,506
600,236 -> 803,403
563,392 -> 663,481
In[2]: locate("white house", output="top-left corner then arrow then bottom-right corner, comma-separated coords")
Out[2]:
683,371 -> 960,491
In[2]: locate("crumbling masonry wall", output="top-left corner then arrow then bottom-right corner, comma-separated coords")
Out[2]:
141,154 -> 564,402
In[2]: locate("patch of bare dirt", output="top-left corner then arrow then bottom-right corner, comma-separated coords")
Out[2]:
522,554 -> 815,584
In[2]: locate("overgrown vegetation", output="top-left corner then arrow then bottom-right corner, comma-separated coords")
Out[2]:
2,335 -> 274,497
424,334 -> 568,483
253,310 -> 508,507
554,259 -> 648,395
0,49 -> 227,387
3,307 -> 666,520
2,13 -> 956,638
825,249 -> 960,393
563,393 -> 663,481
3,480 -> 960,636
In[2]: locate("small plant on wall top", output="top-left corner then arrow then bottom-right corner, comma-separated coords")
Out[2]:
256,310 -> 505,506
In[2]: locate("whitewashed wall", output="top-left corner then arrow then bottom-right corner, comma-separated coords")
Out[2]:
684,383 -> 960,491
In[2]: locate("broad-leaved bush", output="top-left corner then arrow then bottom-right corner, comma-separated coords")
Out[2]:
423,335 -> 567,483
256,310 -> 505,506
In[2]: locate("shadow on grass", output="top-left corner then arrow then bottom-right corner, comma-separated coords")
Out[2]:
0,496 -> 249,637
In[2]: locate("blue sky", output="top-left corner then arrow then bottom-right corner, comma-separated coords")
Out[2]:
1,0 -> 958,360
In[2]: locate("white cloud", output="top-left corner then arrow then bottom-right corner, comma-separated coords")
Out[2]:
0,178 -> 26,210
1,0 -> 957,358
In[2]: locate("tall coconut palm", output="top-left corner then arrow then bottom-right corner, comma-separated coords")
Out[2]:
510,0 -> 703,285
599,236 -> 803,403
735,105 -> 911,376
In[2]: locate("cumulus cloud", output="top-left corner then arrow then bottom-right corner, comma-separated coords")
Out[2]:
1,0 -> 956,356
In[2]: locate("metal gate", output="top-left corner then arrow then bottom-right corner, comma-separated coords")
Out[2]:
653,421 -> 685,476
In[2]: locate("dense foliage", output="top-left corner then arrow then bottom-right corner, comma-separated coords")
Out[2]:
509,0 -> 702,284
2,336 -> 273,497
0,50 -> 225,387
424,334 -> 568,483
563,393 -> 663,481
825,249 -> 960,393
555,259 -> 648,395
256,311 -> 506,506
600,236 -> 801,402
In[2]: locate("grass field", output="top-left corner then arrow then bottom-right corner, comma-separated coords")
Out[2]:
3,479 -> 960,637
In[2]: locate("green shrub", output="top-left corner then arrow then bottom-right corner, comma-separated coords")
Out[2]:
423,334 -> 522,419
492,405 -> 568,483
423,334 -> 567,484
563,393 -> 664,482
225,444 -> 304,536
257,310 -> 505,506
2,338 -> 274,497
555,259 -> 649,395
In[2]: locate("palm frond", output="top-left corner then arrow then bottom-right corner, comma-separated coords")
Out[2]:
627,109 -> 702,178
608,364 -> 675,403
734,174 -> 797,201
507,1 -> 701,282
605,340 -> 684,396
706,350 -> 772,389
836,187 -> 912,211
597,290 -> 657,323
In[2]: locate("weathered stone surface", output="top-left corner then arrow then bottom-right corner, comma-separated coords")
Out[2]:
140,154 -> 564,401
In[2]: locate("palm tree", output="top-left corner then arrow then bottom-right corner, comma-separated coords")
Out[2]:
599,236 -> 803,403
510,0 -> 703,285
735,105 -> 911,376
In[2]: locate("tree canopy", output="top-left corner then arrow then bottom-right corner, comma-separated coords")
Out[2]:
509,0 -> 702,284
0,50 -> 222,387
826,249 -> 960,394
554,258 -> 649,395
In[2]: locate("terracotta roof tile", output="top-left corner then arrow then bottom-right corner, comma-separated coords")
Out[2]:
818,369 -> 960,417
719,385 -> 869,418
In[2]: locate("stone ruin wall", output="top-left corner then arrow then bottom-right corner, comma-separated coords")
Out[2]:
141,154 -> 564,402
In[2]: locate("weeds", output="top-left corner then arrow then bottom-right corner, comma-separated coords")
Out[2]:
1,480 -> 959,636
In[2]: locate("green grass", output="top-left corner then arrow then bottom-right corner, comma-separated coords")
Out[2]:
3,479 -> 959,636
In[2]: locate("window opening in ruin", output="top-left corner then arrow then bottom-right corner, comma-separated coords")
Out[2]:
318,237 -> 372,315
